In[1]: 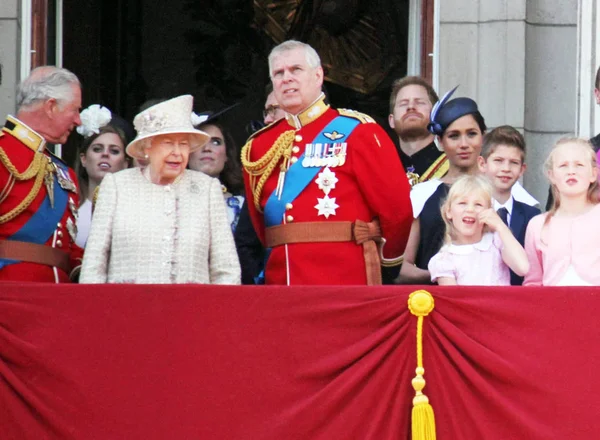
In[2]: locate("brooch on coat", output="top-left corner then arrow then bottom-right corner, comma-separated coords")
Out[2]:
314,167 -> 339,218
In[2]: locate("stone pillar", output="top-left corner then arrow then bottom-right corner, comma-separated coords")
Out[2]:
523,0 -> 578,206
0,0 -> 21,115
575,0 -> 600,139
437,1 -> 527,129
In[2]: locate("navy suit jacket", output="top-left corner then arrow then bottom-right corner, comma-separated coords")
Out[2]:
509,200 -> 541,285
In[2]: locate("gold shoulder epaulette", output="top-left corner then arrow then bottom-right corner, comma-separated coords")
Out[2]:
338,108 -> 376,124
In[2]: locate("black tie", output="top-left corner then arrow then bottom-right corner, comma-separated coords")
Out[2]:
497,207 -> 509,226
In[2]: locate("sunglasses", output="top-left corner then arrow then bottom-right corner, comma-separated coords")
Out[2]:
263,104 -> 281,119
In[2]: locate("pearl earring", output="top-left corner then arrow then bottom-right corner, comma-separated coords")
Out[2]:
144,153 -> 149,159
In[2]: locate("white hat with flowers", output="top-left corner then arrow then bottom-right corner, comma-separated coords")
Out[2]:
126,95 -> 210,159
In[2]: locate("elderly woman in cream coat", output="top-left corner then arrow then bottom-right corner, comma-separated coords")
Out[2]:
80,95 -> 240,284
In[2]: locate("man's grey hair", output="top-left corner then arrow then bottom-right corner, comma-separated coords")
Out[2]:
16,66 -> 80,111
268,40 -> 321,78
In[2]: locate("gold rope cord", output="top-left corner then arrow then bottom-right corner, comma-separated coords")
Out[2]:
240,130 -> 295,213
0,158 -> 50,225
0,147 -> 44,180
408,289 -> 437,440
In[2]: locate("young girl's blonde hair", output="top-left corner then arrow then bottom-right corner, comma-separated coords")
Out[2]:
440,174 -> 494,244
544,137 -> 599,226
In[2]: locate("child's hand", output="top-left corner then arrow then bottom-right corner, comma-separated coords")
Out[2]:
478,208 -> 506,232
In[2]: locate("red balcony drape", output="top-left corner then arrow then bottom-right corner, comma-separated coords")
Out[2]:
1,284 -> 598,439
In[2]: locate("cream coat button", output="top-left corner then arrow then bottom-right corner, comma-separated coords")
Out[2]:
285,203 -> 293,210
290,157 -> 298,164
292,146 -> 300,153
56,240 -> 63,247
295,134 -> 302,142
286,215 -> 294,223
57,231 -> 64,238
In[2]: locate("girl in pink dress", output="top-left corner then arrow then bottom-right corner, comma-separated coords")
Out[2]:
428,175 -> 530,285
524,138 -> 600,286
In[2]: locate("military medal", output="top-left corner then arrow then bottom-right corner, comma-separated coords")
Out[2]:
323,143 -> 334,167
315,167 -> 338,195
337,143 -> 347,167
56,167 -> 77,192
406,166 -> 420,187
302,144 -> 313,167
311,143 -> 323,167
314,195 -> 339,218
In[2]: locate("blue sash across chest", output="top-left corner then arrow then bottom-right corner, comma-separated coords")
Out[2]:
0,157 -> 71,268
263,115 -> 360,227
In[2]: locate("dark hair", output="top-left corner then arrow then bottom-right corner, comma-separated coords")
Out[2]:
197,121 -> 244,195
389,76 -> 439,114
596,65 -> 600,90
481,125 -> 526,162
75,124 -> 131,203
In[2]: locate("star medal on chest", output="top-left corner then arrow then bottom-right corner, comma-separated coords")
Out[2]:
315,195 -> 339,219
315,167 -> 338,195
56,166 -> 77,192
406,166 -> 420,187
314,166 -> 339,218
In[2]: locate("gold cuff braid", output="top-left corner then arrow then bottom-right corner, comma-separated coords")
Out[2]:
240,130 -> 295,213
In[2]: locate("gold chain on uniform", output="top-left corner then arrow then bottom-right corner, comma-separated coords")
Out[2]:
240,130 -> 295,213
0,148 -> 53,224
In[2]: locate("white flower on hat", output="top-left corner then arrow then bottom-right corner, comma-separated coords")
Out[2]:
191,112 -> 209,127
135,109 -> 170,134
76,104 -> 112,138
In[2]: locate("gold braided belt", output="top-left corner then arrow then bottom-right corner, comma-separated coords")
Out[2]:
240,130 -> 296,213
264,219 -> 383,285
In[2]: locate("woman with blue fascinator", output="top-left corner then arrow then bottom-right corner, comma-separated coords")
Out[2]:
397,87 -> 487,284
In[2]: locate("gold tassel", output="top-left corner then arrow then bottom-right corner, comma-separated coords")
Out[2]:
408,290 -> 436,440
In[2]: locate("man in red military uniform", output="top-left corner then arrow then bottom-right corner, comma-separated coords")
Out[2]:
0,66 -> 83,282
241,40 -> 413,285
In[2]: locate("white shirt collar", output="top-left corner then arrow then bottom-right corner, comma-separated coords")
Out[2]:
493,196 -> 514,216
445,232 -> 495,255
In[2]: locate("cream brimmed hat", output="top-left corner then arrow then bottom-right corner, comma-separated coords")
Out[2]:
126,95 -> 210,159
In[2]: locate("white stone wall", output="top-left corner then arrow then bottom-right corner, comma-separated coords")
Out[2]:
0,0 -> 19,116
438,1 -> 527,129
437,0 -> 579,207
576,0 -> 600,140
524,0 -> 578,206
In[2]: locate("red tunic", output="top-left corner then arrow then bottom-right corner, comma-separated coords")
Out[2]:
242,98 -> 412,285
0,116 -> 83,283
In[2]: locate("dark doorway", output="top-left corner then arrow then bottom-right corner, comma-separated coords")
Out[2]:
61,0 -> 410,167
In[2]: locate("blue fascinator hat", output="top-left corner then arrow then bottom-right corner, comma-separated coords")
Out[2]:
428,86 -> 484,136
